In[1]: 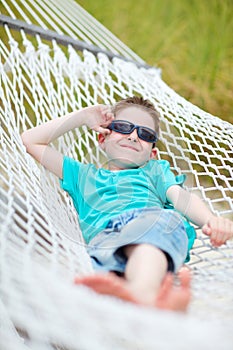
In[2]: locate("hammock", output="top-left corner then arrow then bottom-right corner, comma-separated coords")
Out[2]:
0,1 -> 233,349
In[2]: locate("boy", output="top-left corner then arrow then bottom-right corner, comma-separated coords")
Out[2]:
21,96 -> 233,311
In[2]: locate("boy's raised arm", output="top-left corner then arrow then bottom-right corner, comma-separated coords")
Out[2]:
167,185 -> 233,247
21,105 -> 114,179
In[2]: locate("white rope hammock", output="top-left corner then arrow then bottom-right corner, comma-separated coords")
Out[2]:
0,1 -> 233,349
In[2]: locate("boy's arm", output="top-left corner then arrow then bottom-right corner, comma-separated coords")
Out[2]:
21,105 -> 113,178
167,185 -> 233,247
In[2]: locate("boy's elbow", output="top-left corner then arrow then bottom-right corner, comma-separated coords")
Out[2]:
21,131 -> 37,156
21,131 -> 31,152
21,131 -> 27,147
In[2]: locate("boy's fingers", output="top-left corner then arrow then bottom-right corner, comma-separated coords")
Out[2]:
209,220 -> 219,245
202,223 -> 211,235
214,219 -> 233,246
100,105 -> 114,118
226,219 -> 233,240
202,218 -> 219,243
204,217 -> 233,247
106,112 -> 114,120
94,126 -> 110,135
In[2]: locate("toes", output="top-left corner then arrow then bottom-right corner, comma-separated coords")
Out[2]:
178,268 -> 192,289
156,273 -> 174,299
155,270 -> 192,312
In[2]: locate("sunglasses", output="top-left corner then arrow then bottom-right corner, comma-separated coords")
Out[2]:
107,120 -> 158,144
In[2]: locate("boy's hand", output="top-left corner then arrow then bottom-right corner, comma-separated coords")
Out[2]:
84,105 -> 114,135
202,216 -> 233,247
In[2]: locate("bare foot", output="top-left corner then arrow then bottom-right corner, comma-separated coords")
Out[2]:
155,269 -> 191,312
74,273 -> 140,304
74,269 -> 191,312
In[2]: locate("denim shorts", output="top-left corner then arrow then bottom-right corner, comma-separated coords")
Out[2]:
87,208 -> 188,273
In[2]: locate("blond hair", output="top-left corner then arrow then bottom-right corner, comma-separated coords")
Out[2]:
112,96 -> 160,134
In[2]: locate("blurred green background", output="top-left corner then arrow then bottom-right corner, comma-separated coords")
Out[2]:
77,0 -> 232,124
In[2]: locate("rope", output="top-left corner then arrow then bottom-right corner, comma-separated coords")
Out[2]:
0,1 -> 233,349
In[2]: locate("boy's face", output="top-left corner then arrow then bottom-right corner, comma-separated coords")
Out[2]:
99,106 -> 157,170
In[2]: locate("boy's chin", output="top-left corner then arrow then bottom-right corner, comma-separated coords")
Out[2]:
108,157 -> 147,170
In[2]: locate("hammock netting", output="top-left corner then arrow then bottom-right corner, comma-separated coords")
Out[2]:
0,1 -> 233,349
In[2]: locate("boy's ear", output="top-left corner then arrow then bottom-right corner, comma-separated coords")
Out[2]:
98,133 -> 106,149
150,147 -> 157,159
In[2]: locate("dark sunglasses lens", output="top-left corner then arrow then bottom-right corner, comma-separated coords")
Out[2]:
111,121 -> 133,133
108,121 -> 157,143
139,128 -> 157,142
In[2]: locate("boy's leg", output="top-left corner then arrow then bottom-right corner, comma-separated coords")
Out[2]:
75,243 -> 191,311
75,244 -> 168,306
124,243 -> 191,310
123,244 -> 168,305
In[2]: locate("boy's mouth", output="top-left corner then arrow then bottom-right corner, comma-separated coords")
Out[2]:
120,144 -> 139,152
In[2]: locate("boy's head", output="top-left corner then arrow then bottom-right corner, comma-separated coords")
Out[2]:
99,96 -> 160,170
112,96 -> 160,136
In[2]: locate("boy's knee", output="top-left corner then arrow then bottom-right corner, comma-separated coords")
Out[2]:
123,243 -> 162,258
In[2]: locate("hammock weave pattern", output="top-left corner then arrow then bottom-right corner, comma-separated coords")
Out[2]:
0,1 -> 233,349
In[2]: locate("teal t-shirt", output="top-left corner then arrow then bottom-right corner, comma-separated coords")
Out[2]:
60,156 -> 196,258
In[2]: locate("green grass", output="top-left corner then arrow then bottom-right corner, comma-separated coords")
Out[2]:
77,0 -> 233,123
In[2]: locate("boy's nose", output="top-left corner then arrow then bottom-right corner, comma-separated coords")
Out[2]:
128,128 -> 138,141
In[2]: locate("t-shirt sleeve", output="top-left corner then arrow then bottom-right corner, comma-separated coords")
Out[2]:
59,156 -> 81,196
156,160 -> 186,203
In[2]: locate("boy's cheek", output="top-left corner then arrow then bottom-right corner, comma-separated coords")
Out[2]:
105,133 -> 123,143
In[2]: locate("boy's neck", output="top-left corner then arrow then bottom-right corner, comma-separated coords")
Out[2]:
104,160 -> 150,171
